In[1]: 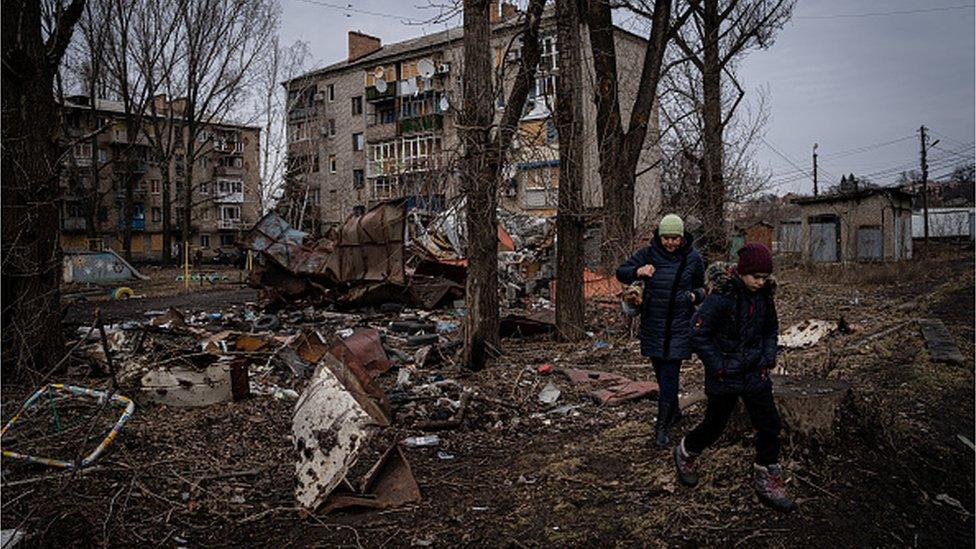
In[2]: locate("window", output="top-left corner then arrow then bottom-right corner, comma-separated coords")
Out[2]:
290,121 -> 311,142
329,154 -> 337,173
540,35 -> 558,72
151,207 -> 162,222
218,179 -> 243,195
310,187 -> 321,205
352,133 -> 364,151
99,148 -> 108,164
220,234 -> 236,247
353,169 -> 365,189
327,83 -> 335,102
150,179 -> 161,194
328,119 -> 336,137
373,178 -> 396,200
200,234 -> 210,248
220,205 -> 240,219
352,96 -> 363,116
353,205 -> 366,216
375,106 -> 395,125
73,143 -> 93,158
199,181 -> 209,195
114,126 -> 127,142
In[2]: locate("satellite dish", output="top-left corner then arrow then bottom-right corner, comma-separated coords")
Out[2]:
373,66 -> 385,79
417,58 -> 435,78
375,79 -> 387,93
439,96 -> 450,112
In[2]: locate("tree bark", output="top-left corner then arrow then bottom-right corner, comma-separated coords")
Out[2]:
587,0 -> 674,271
554,0 -> 586,341
460,0 -> 497,371
700,0 -> 727,260
1,0 -> 84,379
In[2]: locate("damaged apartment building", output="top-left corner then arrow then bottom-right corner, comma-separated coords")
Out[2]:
282,1 -> 661,231
59,95 -> 261,262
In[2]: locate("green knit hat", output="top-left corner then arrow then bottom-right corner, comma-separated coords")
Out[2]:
658,214 -> 684,237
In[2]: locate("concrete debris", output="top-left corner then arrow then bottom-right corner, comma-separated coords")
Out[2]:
559,368 -> 659,406
779,319 -> 839,349
140,363 -> 236,407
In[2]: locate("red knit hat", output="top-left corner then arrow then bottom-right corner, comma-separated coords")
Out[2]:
736,242 -> 773,275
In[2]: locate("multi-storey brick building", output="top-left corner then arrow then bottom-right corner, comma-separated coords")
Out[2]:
283,2 -> 661,229
59,95 -> 261,262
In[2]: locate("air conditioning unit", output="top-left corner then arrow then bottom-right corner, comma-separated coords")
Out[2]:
437,63 -> 451,74
505,49 -> 522,62
314,91 -> 325,102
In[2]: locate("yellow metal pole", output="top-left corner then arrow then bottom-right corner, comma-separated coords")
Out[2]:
247,250 -> 253,272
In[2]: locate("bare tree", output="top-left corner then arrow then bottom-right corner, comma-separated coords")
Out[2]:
671,0 -> 794,259
255,39 -> 311,216
174,0 -> 278,261
2,0 -> 85,378
586,0 -> 693,271
460,0 -> 546,371
554,0 -> 586,341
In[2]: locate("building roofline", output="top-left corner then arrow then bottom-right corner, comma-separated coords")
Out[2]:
60,96 -> 262,132
792,187 -> 915,206
284,11 -> 649,88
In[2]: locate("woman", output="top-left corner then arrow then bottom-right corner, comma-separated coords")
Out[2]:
616,214 -> 705,447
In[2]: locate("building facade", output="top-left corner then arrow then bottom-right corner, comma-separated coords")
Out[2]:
58,95 -> 261,262
793,188 -> 914,263
283,3 -> 661,230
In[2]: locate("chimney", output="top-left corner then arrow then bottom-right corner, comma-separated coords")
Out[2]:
491,1 -> 518,22
490,0 -> 500,22
348,31 -> 381,62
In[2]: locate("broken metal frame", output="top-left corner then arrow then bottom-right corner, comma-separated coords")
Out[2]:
1,384 -> 135,469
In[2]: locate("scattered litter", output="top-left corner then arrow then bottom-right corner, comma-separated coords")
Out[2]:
403,435 -> 440,448
537,363 -> 553,375
436,450 -> 455,460
934,493 -> 970,515
957,434 -> 975,452
538,381 -> 561,405
0,529 -> 26,548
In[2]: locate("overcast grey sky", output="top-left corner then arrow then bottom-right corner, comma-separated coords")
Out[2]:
280,0 -> 976,196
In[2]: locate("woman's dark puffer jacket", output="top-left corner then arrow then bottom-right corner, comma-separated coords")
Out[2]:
691,265 -> 779,395
616,231 -> 706,360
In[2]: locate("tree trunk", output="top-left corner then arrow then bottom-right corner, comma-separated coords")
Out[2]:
162,170 -> 172,264
460,0 -> 498,371
1,0 -> 83,379
700,0 -> 726,261
182,123 -> 195,271
554,0 -> 586,341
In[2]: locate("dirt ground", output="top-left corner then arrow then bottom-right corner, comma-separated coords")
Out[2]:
3,245 -> 973,547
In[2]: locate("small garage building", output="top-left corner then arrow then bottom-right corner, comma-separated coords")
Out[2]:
793,188 -> 914,263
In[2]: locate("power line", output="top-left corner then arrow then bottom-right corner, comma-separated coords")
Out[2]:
291,0 -> 425,24
928,128 -> 973,150
760,137 -> 828,190
819,135 -> 917,161
796,4 -> 975,20
931,143 -> 976,162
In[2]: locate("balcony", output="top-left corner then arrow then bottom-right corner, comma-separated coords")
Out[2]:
70,156 -> 93,167
287,106 -> 318,123
213,140 -> 244,154
365,83 -> 396,102
62,217 -> 88,231
214,189 -> 244,204
215,164 -> 243,176
218,218 -> 242,230
399,113 -> 443,134
117,217 -> 146,231
366,158 -> 399,178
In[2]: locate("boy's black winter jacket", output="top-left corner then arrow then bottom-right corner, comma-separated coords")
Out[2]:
691,265 -> 778,395
616,231 -> 706,360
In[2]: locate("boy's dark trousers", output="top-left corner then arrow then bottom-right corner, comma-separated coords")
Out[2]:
683,387 -> 782,465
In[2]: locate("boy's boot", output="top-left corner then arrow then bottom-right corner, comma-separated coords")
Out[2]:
753,463 -> 797,512
669,399 -> 683,427
673,438 -> 699,487
655,400 -> 675,447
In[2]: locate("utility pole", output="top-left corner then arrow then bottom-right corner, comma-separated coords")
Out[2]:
812,143 -> 818,196
920,125 -> 929,244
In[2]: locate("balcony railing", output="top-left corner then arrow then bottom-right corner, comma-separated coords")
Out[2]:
365,84 -> 396,102
218,218 -> 242,230
116,217 -> 146,231
215,164 -> 243,176
214,190 -> 244,204
399,113 -> 443,134
287,106 -> 317,122
62,217 -> 88,231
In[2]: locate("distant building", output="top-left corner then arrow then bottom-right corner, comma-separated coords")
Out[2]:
58,95 -> 261,262
792,188 -> 914,262
730,221 -> 774,257
282,2 -> 661,230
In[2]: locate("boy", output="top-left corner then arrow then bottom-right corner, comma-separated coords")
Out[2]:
673,243 -> 796,512
616,214 -> 706,447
